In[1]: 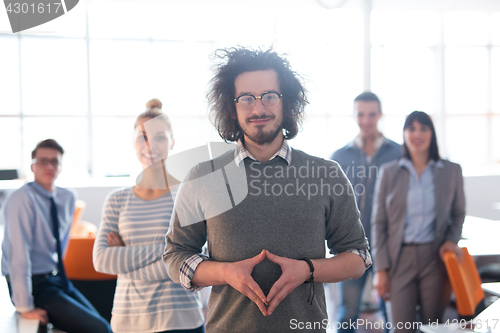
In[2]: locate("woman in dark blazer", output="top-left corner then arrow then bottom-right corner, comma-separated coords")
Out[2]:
371,111 -> 465,333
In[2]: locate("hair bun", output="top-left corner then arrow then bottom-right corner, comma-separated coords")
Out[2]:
146,98 -> 162,109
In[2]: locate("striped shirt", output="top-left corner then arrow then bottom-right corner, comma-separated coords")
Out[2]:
93,187 -> 204,333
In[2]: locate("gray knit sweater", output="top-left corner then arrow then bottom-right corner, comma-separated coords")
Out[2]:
164,148 -> 369,333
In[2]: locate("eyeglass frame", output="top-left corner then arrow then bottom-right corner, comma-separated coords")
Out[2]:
31,157 -> 61,168
233,92 -> 283,110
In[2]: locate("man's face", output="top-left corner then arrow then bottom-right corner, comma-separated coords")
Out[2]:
354,100 -> 382,138
31,148 -> 62,190
234,69 -> 284,145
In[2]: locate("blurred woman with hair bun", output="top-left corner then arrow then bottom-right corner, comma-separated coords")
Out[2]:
94,99 -> 205,333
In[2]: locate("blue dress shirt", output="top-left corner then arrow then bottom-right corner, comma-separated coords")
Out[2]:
331,135 -> 402,244
1,181 -> 75,312
399,158 -> 443,244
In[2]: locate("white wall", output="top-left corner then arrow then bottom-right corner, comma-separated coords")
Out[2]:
74,186 -> 122,227
74,175 -> 500,228
463,175 -> 500,221
2,174 -> 499,228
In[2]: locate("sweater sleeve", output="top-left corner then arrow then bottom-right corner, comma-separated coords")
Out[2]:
325,161 -> 370,259
93,190 -> 165,275
163,206 -> 209,289
163,164 -> 210,288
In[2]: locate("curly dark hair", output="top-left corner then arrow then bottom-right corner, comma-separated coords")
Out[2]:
207,46 -> 308,142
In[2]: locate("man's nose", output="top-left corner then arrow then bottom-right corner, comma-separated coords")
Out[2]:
251,98 -> 267,115
46,162 -> 57,170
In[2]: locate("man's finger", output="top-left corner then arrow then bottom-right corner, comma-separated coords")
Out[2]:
248,250 -> 266,266
240,284 -> 268,316
40,312 -> 49,325
266,276 -> 285,304
245,278 -> 268,305
267,282 -> 294,316
264,250 -> 284,265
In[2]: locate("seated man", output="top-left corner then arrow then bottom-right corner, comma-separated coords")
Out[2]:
1,139 -> 111,333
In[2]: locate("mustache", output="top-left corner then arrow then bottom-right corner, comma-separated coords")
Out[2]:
247,115 -> 275,121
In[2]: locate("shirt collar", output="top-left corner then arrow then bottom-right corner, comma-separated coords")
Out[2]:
234,138 -> 292,166
29,181 -> 57,199
352,134 -> 387,151
397,157 -> 444,169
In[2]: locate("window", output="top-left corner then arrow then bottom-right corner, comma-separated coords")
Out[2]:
0,36 -> 20,115
370,6 -> 500,173
1,0 -> 499,183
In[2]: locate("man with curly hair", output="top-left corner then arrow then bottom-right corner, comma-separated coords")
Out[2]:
164,47 -> 371,333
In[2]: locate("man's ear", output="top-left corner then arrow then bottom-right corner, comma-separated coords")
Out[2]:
30,164 -> 34,173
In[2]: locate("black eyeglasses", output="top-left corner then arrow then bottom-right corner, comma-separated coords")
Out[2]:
32,158 -> 60,167
234,92 -> 282,110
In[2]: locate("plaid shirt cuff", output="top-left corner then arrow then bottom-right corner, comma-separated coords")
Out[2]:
346,248 -> 372,268
180,254 -> 208,292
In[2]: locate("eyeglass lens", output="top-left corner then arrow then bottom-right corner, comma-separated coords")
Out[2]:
236,92 -> 281,110
36,158 -> 60,167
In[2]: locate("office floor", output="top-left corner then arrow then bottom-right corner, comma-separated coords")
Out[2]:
324,282 -> 465,333
325,283 -> 386,333
325,306 -> 462,333
357,311 -> 386,333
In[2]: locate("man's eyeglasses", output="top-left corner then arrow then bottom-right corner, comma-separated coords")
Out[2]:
234,92 -> 282,110
32,158 -> 60,167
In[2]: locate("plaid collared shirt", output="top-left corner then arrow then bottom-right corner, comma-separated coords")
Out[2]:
233,138 -> 292,166
178,139 -> 372,292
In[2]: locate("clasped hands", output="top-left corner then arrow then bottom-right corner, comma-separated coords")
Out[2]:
223,249 -> 311,317
106,235 -> 311,316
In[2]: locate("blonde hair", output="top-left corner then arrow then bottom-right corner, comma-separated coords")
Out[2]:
135,99 -> 173,137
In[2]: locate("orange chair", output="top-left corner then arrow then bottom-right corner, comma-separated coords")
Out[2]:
443,247 -> 484,317
63,200 -> 116,321
64,236 -> 116,281
64,236 -> 117,322
70,200 -> 86,235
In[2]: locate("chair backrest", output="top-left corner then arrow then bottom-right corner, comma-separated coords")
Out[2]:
70,199 -> 86,235
64,236 -> 116,281
443,247 -> 484,316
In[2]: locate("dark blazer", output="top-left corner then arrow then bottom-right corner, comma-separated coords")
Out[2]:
371,158 -> 465,273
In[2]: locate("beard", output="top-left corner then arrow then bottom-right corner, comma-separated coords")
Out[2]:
240,115 -> 284,145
